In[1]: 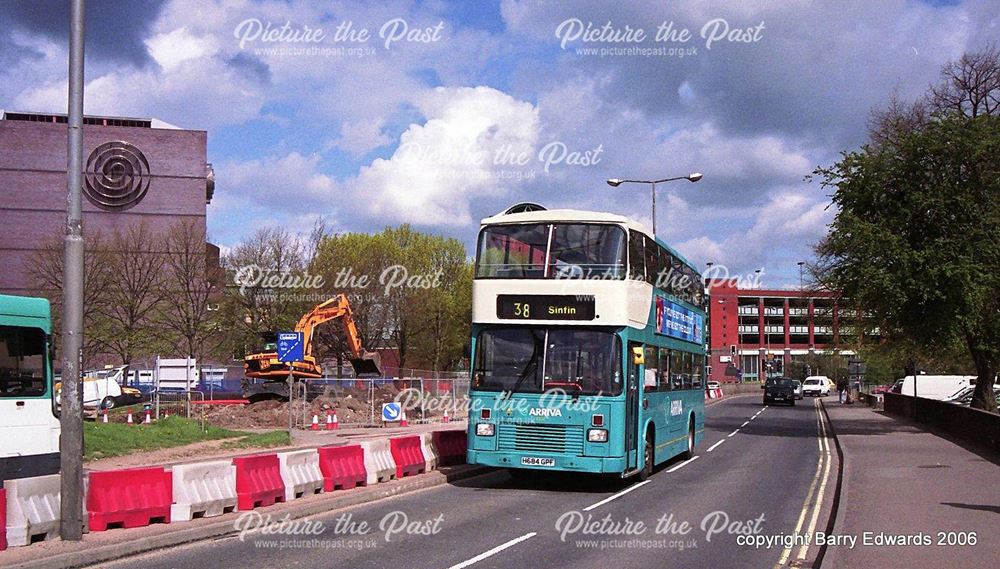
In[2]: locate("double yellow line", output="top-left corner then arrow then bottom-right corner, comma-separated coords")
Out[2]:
774,399 -> 833,568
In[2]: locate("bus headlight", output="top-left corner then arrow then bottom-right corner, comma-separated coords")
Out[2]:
476,423 -> 495,437
587,428 -> 608,443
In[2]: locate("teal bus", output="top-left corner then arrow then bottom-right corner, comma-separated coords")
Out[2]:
0,294 -> 60,482
466,204 -> 707,479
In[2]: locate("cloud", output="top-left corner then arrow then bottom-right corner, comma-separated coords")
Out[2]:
348,86 -> 540,225
0,0 -> 168,67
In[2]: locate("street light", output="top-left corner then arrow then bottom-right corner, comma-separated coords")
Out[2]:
606,172 -> 703,235
797,261 -> 805,290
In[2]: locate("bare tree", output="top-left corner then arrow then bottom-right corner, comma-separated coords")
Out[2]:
157,220 -> 222,362
93,223 -> 166,366
930,44 -> 1000,118
24,232 -> 114,367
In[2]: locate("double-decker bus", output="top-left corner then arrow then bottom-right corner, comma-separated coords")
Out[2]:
466,203 -> 707,479
0,294 -> 60,482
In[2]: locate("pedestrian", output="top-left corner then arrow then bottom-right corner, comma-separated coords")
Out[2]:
837,378 -> 848,403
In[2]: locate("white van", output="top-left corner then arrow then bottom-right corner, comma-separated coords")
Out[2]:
802,376 -> 831,397
889,375 -> 976,401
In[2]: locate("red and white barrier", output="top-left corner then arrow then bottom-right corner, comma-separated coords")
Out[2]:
419,432 -> 438,472
389,436 -> 426,479
317,445 -> 366,491
432,430 -> 467,466
170,460 -> 238,522
87,467 -> 172,531
360,440 -> 396,484
277,449 -> 324,501
4,474 -> 61,546
232,454 -> 285,510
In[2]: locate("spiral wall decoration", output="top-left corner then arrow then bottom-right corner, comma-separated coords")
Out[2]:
83,141 -> 151,210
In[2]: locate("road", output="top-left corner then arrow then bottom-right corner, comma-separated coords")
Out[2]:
96,395 -> 834,569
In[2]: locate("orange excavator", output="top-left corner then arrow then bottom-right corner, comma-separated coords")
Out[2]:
242,295 -> 382,401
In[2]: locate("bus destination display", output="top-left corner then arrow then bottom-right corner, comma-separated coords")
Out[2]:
496,294 -> 596,320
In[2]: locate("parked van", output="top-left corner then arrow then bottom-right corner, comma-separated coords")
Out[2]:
889,375 -> 976,400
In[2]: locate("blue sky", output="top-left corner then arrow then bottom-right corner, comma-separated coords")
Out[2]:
2,0 -> 997,287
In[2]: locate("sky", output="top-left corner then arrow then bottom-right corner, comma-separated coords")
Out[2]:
1,0 -> 996,287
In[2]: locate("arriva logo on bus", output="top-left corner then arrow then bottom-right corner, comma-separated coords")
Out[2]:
529,408 -> 563,417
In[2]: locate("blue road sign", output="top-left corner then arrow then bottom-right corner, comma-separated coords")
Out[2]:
381,402 -> 401,422
276,332 -> 304,363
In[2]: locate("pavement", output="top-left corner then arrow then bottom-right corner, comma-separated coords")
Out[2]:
821,399 -> 1000,568
64,395 -> 837,569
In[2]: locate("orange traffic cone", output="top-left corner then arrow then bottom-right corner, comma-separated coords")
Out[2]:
126,411 -> 134,425
332,412 -> 339,430
325,413 -> 333,431
144,410 -> 152,424
102,409 -> 109,424
400,410 -> 408,427
311,414 -> 320,430
442,409 -> 450,423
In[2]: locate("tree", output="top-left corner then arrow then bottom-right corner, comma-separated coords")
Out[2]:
310,225 -> 472,373
815,61 -> 1000,414
219,227 -> 312,360
157,220 -> 223,363
91,223 -> 166,366
25,232 -> 114,368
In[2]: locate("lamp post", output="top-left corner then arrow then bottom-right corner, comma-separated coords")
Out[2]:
606,172 -> 702,235
797,261 -> 805,290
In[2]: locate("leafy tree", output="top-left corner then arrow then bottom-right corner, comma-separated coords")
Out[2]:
815,53 -> 1000,412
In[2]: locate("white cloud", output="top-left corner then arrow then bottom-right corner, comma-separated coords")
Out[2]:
146,27 -> 218,72
221,152 -> 337,207
348,86 -> 540,225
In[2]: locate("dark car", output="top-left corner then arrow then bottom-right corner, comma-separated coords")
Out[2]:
764,377 -> 796,406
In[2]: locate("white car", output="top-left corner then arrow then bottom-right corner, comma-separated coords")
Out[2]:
802,377 -> 830,397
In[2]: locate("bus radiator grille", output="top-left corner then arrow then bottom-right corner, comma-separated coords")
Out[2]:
498,424 -> 584,455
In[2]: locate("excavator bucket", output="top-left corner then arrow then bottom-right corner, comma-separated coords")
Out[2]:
349,350 -> 383,377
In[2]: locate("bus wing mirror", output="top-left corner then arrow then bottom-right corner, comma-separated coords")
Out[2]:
631,347 -> 645,365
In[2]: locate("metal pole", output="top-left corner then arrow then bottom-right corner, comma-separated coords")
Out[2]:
59,0 -> 85,542
650,181 -> 657,236
287,371 -> 294,437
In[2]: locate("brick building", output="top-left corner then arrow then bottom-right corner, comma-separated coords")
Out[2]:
707,279 -> 861,382
0,110 -> 214,296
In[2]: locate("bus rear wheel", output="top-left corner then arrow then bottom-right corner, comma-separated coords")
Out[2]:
638,433 -> 654,481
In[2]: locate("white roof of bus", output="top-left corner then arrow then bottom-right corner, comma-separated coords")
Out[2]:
481,208 -> 653,237
480,207 -> 699,271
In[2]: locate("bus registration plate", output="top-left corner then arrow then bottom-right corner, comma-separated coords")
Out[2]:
521,457 -> 555,467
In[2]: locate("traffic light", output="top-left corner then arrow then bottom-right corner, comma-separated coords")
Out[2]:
730,345 -> 737,357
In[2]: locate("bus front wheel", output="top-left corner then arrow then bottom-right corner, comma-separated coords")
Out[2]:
638,432 -> 654,481
681,417 -> 696,460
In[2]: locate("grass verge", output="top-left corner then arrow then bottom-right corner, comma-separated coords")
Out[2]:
84,416 -> 246,461
222,430 -> 291,449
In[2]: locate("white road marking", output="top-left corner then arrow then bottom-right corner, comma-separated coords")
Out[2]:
774,400 -> 830,568
727,429 -> 739,437
447,532 -> 538,569
666,455 -> 700,473
706,440 -> 725,453
798,404 -> 833,561
741,421 -> 750,427
582,480 -> 651,512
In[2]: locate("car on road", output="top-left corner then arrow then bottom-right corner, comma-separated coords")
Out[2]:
764,377 -> 796,406
792,380 -> 803,399
802,376 -> 830,397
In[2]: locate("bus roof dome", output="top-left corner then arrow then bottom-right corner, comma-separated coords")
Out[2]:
499,202 -> 547,215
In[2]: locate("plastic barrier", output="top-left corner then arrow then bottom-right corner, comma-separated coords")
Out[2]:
317,445 -> 367,491
1,488 -> 7,551
233,454 -> 285,510
170,460 -> 238,522
277,449 -> 324,501
432,430 -> 468,466
419,432 -> 439,472
4,474 -> 60,546
87,467 -> 172,531
389,436 -> 426,479
359,440 -> 396,484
